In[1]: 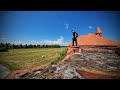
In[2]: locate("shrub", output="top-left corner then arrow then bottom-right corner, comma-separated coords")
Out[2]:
0,47 -> 8,52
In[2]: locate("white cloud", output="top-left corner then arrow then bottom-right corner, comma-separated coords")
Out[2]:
64,23 -> 69,30
88,26 -> 94,29
42,36 -> 67,46
0,36 -> 68,46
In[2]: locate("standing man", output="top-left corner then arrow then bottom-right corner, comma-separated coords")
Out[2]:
72,30 -> 78,46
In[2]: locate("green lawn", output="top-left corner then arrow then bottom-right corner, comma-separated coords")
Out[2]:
0,48 -> 67,70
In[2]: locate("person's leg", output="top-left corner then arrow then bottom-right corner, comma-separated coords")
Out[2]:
75,38 -> 77,46
72,38 -> 74,46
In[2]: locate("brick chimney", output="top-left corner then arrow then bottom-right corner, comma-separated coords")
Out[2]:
96,27 -> 102,37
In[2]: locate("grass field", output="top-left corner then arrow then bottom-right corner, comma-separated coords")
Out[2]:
0,48 -> 67,71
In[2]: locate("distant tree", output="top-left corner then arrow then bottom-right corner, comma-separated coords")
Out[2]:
12,44 -> 15,49
45,45 -> 48,48
20,44 -> 23,48
1,43 -> 5,47
5,43 -> 11,49
57,45 -> 60,48
37,45 -> 40,48
0,43 -> 4,48
29,44 -> 33,48
33,45 -> 36,48
42,45 -> 45,48
16,45 -> 19,48
0,43 -> 61,49
25,44 -> 28,48
0,47 -> 8,52
5,43 -> 9,49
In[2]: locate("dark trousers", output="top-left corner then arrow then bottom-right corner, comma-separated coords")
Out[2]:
72,37 -> 77,46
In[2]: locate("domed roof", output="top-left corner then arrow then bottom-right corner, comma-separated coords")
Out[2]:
68,33 -> 120,46
96,27 -> 102,33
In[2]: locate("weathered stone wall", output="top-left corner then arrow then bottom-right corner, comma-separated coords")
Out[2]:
81,48 -> 114,53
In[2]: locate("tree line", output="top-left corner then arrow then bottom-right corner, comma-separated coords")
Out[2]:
0,43 -> 61,49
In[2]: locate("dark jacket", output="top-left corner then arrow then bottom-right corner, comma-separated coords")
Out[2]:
72,31 -> 78,38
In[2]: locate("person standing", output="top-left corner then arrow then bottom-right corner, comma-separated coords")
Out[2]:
72,30 -> 78,46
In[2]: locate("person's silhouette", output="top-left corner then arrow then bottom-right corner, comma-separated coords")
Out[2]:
72,30 -> 78,46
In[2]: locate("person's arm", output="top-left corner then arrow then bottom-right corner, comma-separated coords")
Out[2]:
75,32 -> 78,38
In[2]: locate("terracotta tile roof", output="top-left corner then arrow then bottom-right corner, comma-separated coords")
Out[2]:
68,33 -> 120,46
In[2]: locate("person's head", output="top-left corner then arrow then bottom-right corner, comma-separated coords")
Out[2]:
71,30 -> 75,33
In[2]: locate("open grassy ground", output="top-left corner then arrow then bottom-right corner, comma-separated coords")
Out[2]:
0,48 -> 67,71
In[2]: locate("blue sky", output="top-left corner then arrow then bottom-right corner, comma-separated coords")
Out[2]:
0,11 -> 120,45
